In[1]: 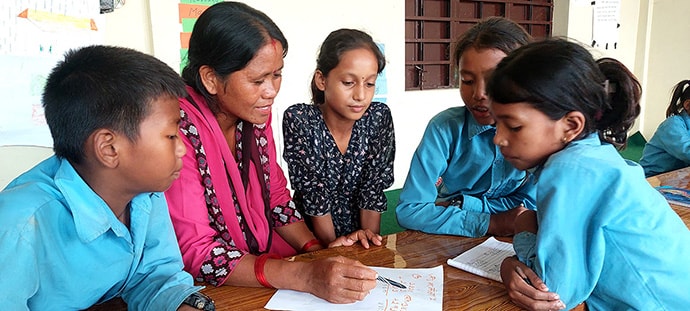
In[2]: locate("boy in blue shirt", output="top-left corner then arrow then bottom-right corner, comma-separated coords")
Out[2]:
0,46 -> 214,310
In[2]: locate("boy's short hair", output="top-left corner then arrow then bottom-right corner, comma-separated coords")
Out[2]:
42,45 -> 187,164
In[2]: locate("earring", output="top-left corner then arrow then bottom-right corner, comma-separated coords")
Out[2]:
561,137 -> 568,144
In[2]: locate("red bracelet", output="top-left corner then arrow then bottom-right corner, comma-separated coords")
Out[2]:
300,238 -> 322,253
254,253 -> 281,288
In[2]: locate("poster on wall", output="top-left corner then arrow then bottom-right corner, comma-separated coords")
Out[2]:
178,0 -> 223,72
0,0 -> 103,147
591,0 -> 621,50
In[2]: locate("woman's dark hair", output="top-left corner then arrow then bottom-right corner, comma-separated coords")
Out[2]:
181,1 -> 287,113
487,38 -> 641,148
451,16 -> 531,70
311,28 -> 386,105
665,80 -> 690,117
43,45 -> 186,164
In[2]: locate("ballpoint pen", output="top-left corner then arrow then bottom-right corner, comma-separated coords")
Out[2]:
376,275 -> 407,289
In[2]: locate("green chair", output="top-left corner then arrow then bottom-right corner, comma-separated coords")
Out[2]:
619,131 -> 647,163
381,188 -> 406,235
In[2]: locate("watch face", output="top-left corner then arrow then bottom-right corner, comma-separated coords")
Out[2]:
184,292 -> 215,311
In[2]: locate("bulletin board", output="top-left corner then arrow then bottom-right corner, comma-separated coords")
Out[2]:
0,0 -> 103,147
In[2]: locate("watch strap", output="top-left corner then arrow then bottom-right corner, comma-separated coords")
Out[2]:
182,292 -> 215,311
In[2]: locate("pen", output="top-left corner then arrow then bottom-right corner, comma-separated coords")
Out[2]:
376,275 -> 407,289
515,266 -> 533,287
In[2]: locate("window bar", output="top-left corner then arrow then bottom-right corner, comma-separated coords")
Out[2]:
417,0 -> 425,88
528,4 -> 533,34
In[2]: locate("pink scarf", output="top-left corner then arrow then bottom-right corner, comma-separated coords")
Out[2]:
177,86 -> 295,255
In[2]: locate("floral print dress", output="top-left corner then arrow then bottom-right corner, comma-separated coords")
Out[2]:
282,102 -> 395,236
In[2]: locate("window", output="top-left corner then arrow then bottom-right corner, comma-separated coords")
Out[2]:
405,0 -> 553,90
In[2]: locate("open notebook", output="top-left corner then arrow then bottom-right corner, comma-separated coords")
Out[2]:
446,237 -> 515,282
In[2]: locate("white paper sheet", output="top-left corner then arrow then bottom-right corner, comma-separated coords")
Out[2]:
264,265 -> 443,311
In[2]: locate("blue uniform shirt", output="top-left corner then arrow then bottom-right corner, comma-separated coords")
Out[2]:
515,133 -> 690,310
0,156 -> 201,310
396,107 -> 535,237
640,110 -> 690,176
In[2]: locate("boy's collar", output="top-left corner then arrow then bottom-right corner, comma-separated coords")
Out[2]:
55,158 -> 156,242
465,108 -> 495,138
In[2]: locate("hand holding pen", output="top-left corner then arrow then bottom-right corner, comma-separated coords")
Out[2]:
500,256 -> 565,310
303,256 -> 378,304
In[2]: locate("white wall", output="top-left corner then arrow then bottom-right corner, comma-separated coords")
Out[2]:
3,0 -> 688,189
641,0 -> 690,139
145,0 -> 461,190
554,0 -> 646,133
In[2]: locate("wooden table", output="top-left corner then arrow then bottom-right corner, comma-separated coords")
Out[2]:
90,167 -> 690,311
647,166 -> 690,228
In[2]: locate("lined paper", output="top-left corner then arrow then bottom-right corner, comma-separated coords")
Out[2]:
446,237 -> 515,282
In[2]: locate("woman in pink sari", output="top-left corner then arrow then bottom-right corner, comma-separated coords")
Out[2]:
164,2 -> 380,304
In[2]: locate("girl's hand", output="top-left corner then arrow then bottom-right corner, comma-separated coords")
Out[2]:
329,229 -> 383,249
500,256 -> 565,311
514,209 -> 538,234
302,256 -> 377,303
487,204 -> 529,236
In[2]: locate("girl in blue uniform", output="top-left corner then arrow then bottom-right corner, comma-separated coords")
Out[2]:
640,79 -> 690,176
489,39 -> 690,310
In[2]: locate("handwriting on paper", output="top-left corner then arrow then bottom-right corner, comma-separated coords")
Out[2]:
265,266 -> 444,311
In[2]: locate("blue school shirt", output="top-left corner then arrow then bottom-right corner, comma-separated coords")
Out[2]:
0,156 -> 201,310
396,107 -> 535,237
639,110 -> 690,176
514,133 -> 690,310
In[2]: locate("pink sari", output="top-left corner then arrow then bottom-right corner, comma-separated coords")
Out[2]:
165,86 -> 302,286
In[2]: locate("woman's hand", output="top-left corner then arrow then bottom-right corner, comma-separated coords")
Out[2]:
329,229 -> 383,249
500,256 -> 565,311
301,256 -> 377,303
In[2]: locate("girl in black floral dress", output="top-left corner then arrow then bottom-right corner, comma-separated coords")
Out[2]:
283,29 -> 395,245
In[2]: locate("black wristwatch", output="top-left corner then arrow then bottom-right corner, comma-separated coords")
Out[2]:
450,195 -> 464,208
182,292 -> 215,311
